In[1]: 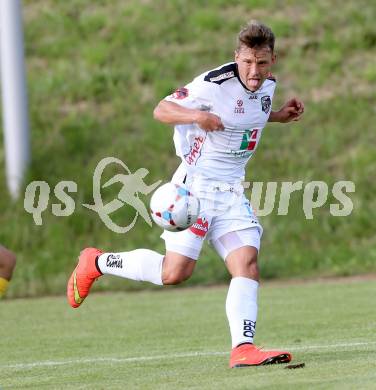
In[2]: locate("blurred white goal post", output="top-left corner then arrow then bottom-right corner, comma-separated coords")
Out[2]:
0,0 -> 30,199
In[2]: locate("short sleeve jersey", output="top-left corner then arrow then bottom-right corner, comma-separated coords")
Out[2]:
165,62 -> 276,182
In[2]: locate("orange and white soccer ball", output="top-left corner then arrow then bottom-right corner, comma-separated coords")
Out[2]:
150,182 -> 200,231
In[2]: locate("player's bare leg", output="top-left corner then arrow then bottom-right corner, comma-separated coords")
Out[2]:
225,245 -> 291,367
162,251 -> 196,285
0,246 -> 17,298
226,245 -> 259,280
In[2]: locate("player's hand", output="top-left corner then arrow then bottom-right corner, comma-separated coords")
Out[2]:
272,98 -> 305,123
195,111 -> 224,131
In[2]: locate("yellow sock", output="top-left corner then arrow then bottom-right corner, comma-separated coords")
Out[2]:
0,277 -> 10,298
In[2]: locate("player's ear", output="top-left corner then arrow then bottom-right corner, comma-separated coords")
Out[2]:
234,49 -> 239,62
271,53 -> 277,65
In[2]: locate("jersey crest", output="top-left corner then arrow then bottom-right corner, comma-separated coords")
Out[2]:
261,96 -> 271,113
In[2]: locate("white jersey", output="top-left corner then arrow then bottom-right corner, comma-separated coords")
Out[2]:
165,62 -> 276,183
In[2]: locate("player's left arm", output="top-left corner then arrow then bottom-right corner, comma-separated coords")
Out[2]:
268,97 -> 304,123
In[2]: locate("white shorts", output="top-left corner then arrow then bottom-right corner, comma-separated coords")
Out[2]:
161,167 -> 263,261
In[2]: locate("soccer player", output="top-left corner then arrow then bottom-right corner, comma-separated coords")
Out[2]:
0,245 -> 16,298
67,21 -> 304,367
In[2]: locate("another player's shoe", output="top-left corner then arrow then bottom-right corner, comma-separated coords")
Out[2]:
230,343 -> 292,368
67,247 -> 103,308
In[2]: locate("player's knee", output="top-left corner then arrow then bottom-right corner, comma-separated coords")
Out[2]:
236,255 -> 258,278
246,256 -> 259,279
162,253 -> 196,285
0,249 -> 16,277
228,251 -> 259,280
162,268 -> 193,285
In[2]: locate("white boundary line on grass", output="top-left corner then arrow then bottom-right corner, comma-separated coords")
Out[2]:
3,341 -> 376,370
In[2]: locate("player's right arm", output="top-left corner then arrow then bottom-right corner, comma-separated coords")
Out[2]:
153,100 -> 224,132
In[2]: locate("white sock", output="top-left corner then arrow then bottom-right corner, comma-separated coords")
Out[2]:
226,276 -> 259,348
97,249 -> 164,285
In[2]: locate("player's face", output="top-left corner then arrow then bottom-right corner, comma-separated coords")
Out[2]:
235,45 -> 276,92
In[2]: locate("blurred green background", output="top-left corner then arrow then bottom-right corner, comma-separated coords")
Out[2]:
1,0 -> 375,297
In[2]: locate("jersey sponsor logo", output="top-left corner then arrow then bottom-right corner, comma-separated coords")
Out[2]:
243,319 -> 256,338
261,95 -> 271,113
228,129 -> 259,157
184,136 -> 205,165
172,87 -> 189,100
189,216 -> 209,237
229,150 -> 251,157
209,71 -> 234,82
240,129 -> 259,151
248,94 -> 258,100
234,99 -> 245,114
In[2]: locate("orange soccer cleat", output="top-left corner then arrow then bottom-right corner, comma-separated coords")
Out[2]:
67,247 -> 103,308
230,343 -> 292,368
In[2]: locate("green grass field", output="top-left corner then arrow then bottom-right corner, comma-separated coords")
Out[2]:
1,0 -> 376,296
2,278 -> 375,389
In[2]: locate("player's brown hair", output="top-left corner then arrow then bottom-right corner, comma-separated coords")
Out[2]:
236,20 -> 275,52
